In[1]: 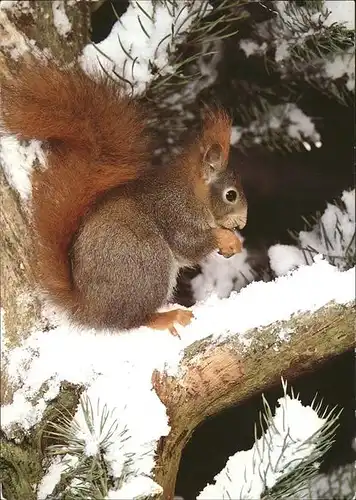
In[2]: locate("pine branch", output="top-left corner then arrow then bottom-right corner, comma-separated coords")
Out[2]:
288,189 -> 356,271
197,378 -> 342,499
86,0 -> 250,163
43,396 -> 133,499
230,102 -> 322,153
291,462 -> 356,500
254,1 -> 354,102
231,0 -> 354,151
262,388 -> 341,500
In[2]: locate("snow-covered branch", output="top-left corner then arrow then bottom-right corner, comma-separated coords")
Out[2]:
80,0 -> 214,95
233,0 -> 354,151
198,382 -> 338,500
1,257 -> 354,499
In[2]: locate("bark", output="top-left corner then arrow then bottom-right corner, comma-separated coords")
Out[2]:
0,5 -> 91,498
0,0 -> 91,66
152,302 -> 355,499
0,0 -> 92,403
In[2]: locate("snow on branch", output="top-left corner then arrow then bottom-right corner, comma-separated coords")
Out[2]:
1,256 -> 355,498
269,188 -> 355,276
242,0 -> 355,80
235,0 -> 354,148
230,102 -> 322,152
51,0 -> 72,38
0,3 -> 42,66
198,380 -> 340,500
80,0 -> 214,95
78,0 -> 247,164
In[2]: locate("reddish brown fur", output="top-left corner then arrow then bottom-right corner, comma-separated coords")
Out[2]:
0,59 -> 151,312
0,59 -> 244,332
200,107 -> 232,164
180,107 -> 232,204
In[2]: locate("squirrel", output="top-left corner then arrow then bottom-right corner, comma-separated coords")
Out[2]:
0,59 -> 248,336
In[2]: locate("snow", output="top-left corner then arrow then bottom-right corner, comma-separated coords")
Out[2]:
198,391 -> 327,499
231,103 -> 321,148
1,392 -> 47,432
0,8 -> 30,60
274,39 -> 290,62
269,189 -> 355,276
0,0 -> 31,10
233,0 -> 356,106
0,136 -> 45,200
192,239 -> 255,302
275,0 -> 355,90
52,0 -> 71,38
268,245 -> 305,277
197,189 -> 355,301
0,0 -> 35,60
80,0 -> 211,95
342,189 -> 355,221
0,0 -> 17,9
275,0 -> 355,31
0,2 -> 354,495
299,190 -> 355,269
37,457 -> 69,500
240,40 -> 267,58
244,1 -> 354,74
37,454 -> 80,499
196,39 -> 222,90
1,255 -> 354,497
230,126 -> 242,145
322,1 -> 355,30
106,476 -> 162,499
324,48 -> 355,91
285,104 -> 320,144
264,2 -> 318,63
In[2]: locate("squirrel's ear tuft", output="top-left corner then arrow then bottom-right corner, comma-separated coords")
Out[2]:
200,106 -> 232,172
202,142 -> 224,183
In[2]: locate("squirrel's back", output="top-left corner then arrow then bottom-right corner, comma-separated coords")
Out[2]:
0,58 -> 152,313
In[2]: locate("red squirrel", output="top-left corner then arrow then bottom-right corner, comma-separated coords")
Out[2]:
0,59 -> 247,336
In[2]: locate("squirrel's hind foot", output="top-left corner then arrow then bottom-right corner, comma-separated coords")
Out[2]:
146,309 -> 194,338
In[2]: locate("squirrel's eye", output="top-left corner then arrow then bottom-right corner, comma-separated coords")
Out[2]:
224,188 -> 238,204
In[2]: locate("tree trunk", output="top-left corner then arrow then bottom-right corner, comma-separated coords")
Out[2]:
0,5 -> 92,498
0,0 -> 92,403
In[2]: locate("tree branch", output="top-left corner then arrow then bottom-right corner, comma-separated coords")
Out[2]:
152,301 -> 355,499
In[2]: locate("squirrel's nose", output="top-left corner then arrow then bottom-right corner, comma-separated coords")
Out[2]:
235,204 -> 248,229
236,218 -> 247,230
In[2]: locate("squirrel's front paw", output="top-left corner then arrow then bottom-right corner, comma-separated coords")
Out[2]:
213,228 -> 242,258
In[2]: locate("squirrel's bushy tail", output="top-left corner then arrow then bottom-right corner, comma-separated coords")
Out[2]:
0,59 -> 151,314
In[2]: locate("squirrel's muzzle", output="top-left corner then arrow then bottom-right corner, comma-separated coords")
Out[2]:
219,203 -> 248,230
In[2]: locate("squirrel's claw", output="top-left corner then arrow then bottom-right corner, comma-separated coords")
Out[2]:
146,309 -> 194,337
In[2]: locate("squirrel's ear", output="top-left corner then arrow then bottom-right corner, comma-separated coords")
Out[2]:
202,143 -> 225,183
